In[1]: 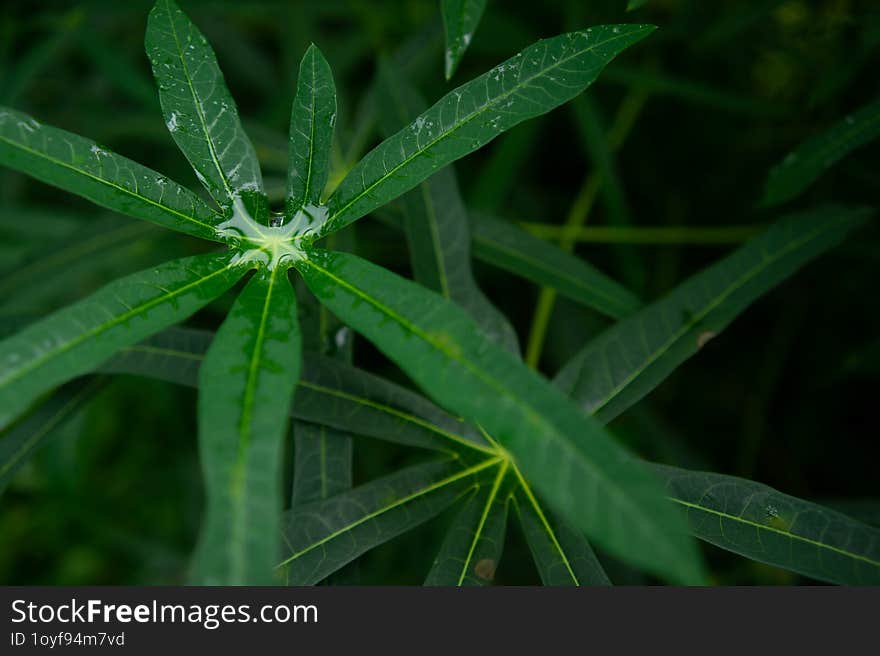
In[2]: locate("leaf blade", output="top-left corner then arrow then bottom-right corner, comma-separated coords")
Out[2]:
192,268 -> 302,585
295,249 -> 704,584
376,61 -> 518,351
655,464 -> 880,585
441,0 -> 488,80
0,106 -> 221,240
146,0 -> 265,214
323,25 -> 655,236
0,252 -> 242,430
286,44 -> 337,215
471,212 -> 642,319
555,206 -> 871,422
763,96 -> 880,207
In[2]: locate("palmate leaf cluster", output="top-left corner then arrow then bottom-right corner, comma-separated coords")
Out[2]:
0,0 -> 878,586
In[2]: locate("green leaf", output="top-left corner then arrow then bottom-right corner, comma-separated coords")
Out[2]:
441,0 -> 487,80
295,249 -> 704,584
471,212 -> 642,319
286,44 -> 337,216
511,475 -> 611,585
0,377 -> 104,495
763,96 -> 880,207
0,252 -> 241,430
146,0 -> 266,216
627,0 -> 649,10
322,24 -> 655,237
0,106 -> 222,240
192,268 -> 301,585
281,457 -> 501,584
291,421 -> 353,506
425,460 -> 511,585
101,328 -> 493,454
555,206 -> 871,423
655,464 -> 880,585
376,60 -> 518,351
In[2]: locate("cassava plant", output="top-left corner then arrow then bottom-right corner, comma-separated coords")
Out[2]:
1,0 -> 878,587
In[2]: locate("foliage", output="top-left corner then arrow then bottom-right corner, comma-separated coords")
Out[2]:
1,0 -> 877,586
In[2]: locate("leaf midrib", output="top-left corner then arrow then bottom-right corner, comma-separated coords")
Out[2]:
324,29 -> 645,234
0,134 -> 220,235
301,255 -> 681,569
0,259 -> 235,390
584,218 -> 850,415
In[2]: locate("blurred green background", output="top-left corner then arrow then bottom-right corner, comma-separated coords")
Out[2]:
1,0 -> 878,585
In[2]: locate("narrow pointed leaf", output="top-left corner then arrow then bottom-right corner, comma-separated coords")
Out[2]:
472,212 -> 642,319
442,0 -> 487,80
322,25 -> 655,236
655,464 -> 880,585
296,249 -> 704,584
281,457 -> 501,584
146,0 -> 265,215
555,206 -> 871,422
286,44 -> 337,215
0,107 -> 222,240
763,96 -> 880,207
291,421 -> 353,506
102,328 -> 492,454
425,462 -> 511,585
192,268 -> 301,585
0,377 -> 104,494
511,481 -> 611,585
0,252 -> 241,430
376,61 -> 518,351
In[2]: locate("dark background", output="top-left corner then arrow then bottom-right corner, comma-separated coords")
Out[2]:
0,0 -> 877,585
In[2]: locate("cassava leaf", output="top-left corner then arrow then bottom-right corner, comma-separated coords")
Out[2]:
191,268 -> 301,585
471,212 -> 642,319
555,206 -> 871,423
146,0 -> 266,217
425,461 -> 511,585
441,0 -> 488,80
291,421 -> 353,507
322,24 -> 655,237
102,328 -> 492,454
286,44 -> 337,216
295,249 -> 705,584
511,475 -> 611,586
0,252 -> 242,430
655,464 -> 880,585
280,457 -> 502,584
376,60 -> 518,351
762,96 -> 880,207
0,377 -> 105,495
0,106 -> 222,240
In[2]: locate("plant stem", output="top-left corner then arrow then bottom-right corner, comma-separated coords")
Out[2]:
524,89 -> 647,369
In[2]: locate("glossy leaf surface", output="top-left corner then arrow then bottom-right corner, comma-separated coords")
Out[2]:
0,253 -> 241,430
296,249 -> 704,584
322,25 -> 655,236
0,106 -> 221,241
146,0 -> 265,215
192,269 -> 301,585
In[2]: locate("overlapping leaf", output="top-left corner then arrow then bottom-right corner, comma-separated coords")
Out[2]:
0,253 -> 241,430
555,206 -> 870,422
441,0 -> 487,80
295,249 -> 704,584
376,61 -> 518,351
322,24 -> 655,236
